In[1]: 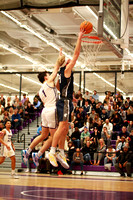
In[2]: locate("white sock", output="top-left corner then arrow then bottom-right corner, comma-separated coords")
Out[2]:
38,151 -> 43,158
59,149 -> 65,156
50,147 -> 56,154
11,170 -> 15,174
27,147 -> 32,154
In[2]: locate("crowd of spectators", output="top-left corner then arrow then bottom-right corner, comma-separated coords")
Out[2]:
0,93 -> 43,132
64,90 -> 133,176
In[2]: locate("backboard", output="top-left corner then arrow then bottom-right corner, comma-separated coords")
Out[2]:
97,0 -> 123,58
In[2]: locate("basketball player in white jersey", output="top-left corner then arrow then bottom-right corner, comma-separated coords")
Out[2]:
0,120 -> 18,178
21,51 -> 65,166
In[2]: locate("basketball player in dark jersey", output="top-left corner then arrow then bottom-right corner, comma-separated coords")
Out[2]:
48,29 -> 85,168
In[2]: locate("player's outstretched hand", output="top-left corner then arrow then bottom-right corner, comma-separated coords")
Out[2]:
78,29 -> 86,39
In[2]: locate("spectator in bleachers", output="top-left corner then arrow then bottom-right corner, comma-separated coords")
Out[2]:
14,97 -> 19,108
112,101 -> 117,110
90,108 -> 96,121
25,102 -> 35,120
21,93 -> 27,105
67,141 -> 75,165
83,91 -> 90,101
74,112 -> 84,129
76,90 -> 82,99
103,94 -> 110,105
78,106 -> 86,121
69,148 -> 84,175
117,126 -> 129,140
93,113 -> 101,128
0,94 -> 5,107
112,113 -> 122,133
11,108 -> 21,130
3,110 -> 10,125
80,126 -> 90,147
127,104 -> 133,121
95,103 -> 101,117
8,107 -> 14,121
116,97 -> 123,108
125,97 -> 131,106
92,90 -> 99,102
93,138 -> 106,165
68,122 -> 75,138
71,127 -> 81,148
24,97 -> 30,107
115,144 -> 132,177
5,102 -> 12,112
116,136 -> 126,157
18,108 -> 24,126
101,126 -> 111,148
127,121 -> 133,133
85,114 -> 93,130
98,101 -> 104,110
91,98 -> 96,110
122,102 -> 129,111
32,124 -> 42,140
0,101 -> 4,115
17,101 -> 25,112
81,140 -> 93,165
33,97 -> 42,111
128,130 -> 133,151
0,107 -> 4,122
83,100 -> 91,115
107,104 -> 114,120
100,108 -> 108,123
13,95 -> 19,105
6,97 -> 12,108
115,91 -> 123,102
91,126 -> 101,140
120,107 -> 127,126
77,95 -> 85,107
103,119 -> 113,135
104,145 -> 116,170
97,120 -> 103,134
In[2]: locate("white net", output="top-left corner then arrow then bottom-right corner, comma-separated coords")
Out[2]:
81,36 -> 103,67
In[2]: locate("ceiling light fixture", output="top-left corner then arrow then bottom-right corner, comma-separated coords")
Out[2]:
16,74 -> 42,86
0,83 -> 28,94
1,11 -> 73,61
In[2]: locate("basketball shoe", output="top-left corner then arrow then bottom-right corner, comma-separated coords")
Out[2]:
21,150 -> 29,165
11,173 -> 19,179
47,152 -> 58,167
32,152 -> 39,167
56,152 -> 69,169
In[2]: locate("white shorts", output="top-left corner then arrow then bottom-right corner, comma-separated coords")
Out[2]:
41,107 -> 57,129
1,145 -> 15,158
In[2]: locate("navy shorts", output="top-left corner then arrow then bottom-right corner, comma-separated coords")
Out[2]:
56,99 -> 73,122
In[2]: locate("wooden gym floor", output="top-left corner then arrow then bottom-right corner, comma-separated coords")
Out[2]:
0,171 -> 133,200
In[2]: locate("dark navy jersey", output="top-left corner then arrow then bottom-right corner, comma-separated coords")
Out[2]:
59,66 -> 73,99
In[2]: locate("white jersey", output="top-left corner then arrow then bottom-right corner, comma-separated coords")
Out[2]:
39,82 -> 58,108
1,129 -> 15,158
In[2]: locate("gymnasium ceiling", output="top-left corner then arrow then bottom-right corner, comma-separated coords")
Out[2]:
0,0 -> 133,96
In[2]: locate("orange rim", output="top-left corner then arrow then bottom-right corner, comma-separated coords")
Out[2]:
81,36 -> 103,44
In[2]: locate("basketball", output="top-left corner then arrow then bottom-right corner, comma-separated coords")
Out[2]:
80,21 -> 93,34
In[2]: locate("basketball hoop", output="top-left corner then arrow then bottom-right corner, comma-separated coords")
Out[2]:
81,36 -> 103,67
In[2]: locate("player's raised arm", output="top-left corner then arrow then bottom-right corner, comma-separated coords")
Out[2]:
48,48 -> 65,83
64,30 -> 85,78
